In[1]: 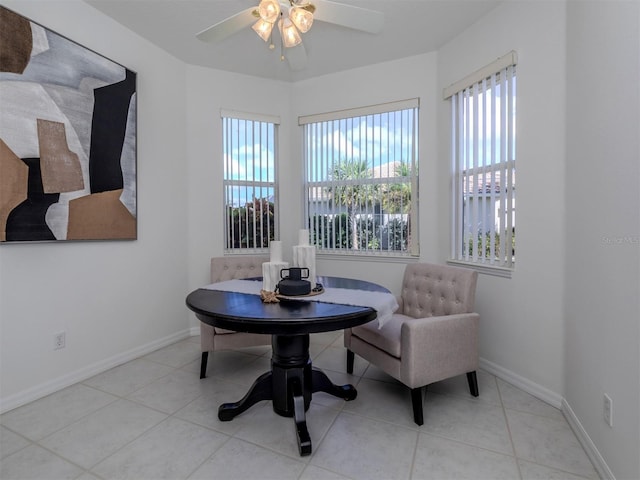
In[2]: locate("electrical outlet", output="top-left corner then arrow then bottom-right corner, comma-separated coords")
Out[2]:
603,393 -> 613,427
54,331 -> 66,350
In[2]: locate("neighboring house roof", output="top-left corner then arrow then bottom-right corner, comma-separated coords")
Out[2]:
462,169 -> 516,194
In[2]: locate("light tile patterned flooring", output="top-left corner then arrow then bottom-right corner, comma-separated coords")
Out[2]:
1,332 -> 599,480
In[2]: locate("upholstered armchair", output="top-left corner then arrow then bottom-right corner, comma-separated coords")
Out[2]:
199,256 -> 271,379
344,262 -> 479,425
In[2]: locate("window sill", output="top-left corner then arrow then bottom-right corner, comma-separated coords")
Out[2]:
446,259 -> 513,278
317,252 -> 420,264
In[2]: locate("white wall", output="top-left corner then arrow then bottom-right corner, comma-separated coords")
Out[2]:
437,1 -> 567,400
565,2 -> 640,479
0,0 -> 189,411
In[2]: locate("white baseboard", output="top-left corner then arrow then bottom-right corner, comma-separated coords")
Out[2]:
480,357 -> 613,480
562,399 -> 615,480
0,329 -> 192,414
479,357 -> 564,408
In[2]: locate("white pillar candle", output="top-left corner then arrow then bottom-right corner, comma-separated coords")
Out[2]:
292,244 -> 316,289
269,240 -> 282,262
262,261 -> 289,292
298,229 -> 309,246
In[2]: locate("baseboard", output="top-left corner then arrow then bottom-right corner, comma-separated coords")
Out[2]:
479,357 -> 613,479
479,357 -> 564,408
562,399 -> 615,480
0,329 -> 192,414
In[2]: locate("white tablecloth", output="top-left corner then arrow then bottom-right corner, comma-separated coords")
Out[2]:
202,279 -> 398,328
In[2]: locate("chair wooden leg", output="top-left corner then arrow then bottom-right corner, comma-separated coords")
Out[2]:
467,371 -> 479,397
411,387 -> 424,426
346,349 -> 355,374
200,352 -> 209,379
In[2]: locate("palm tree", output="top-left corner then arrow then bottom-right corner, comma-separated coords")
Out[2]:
381,162 -> 412,214
379,162 -> 413,252
326,158 -> 376,249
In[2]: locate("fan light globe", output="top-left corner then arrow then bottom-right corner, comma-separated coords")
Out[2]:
258,0 -> 280,23
279,17 -> 302,48
252,18 -> 274,41
289,6 -> 313,33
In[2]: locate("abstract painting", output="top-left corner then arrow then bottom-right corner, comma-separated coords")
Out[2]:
0,6 -> 137,242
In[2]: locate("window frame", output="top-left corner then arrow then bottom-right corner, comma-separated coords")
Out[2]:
221,110 -> 279,254
300,99 -> 420,258
445,52 -> 517,277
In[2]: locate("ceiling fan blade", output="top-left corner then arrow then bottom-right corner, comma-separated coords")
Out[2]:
312,0 -> 384,34
286,43 -> 308,71
196,7 -> 257,43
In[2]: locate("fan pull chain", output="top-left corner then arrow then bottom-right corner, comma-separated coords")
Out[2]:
279,11 -> 284,62
279,16 -> 285,61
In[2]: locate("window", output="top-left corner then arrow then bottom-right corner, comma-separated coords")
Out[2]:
222,111 -> 278,252
447,53 -> 516,271
300,99 -> 419,256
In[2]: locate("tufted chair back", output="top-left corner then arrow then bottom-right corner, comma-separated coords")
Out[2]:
400,263 -> 478,318
211,256 -> 269,283
199,255 -> 272,379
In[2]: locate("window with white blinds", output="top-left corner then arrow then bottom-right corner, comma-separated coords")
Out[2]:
447,55 -> 516,271
300,99 -> 419,256
222,111 -> 278,252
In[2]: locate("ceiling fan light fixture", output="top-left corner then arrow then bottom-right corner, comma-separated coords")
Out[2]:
279,17 -> 302,48
257,0 -> 280,23
289,6 -> 313,33
252,18 -> 274,42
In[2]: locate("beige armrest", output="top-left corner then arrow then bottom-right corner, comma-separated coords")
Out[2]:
400,312 -> 479,388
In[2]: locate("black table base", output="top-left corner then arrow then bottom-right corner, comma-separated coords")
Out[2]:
217,334 -> 357,456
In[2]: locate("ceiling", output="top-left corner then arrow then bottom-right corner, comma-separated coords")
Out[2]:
85,0 -> 502,82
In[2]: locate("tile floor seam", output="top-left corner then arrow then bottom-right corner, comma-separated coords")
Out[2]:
496,374 -> 524,480
81,361 -> 178,399
227,431 -> 310,465
335,405 -> 422,434
0,440 -> 32,462
30,440 -> 92,477
407,419 -> 422,480
504,407 -> 601,479
182,429 -> 234,480
122,394 -> 181,417
0,423 -> 34,447
19,387 -> 122,443
517,458 -> 598,480
302,462 -> 358,480
415,427 -> 526,469
84,413 -> 169,471
44,402 -> 173,476
502,404 -> 563,420
301,394 -> 351,470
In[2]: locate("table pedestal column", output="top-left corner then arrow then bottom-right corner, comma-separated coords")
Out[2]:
271,335 -> 312,416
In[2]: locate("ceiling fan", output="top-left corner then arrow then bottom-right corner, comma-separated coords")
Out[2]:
196,0 -> 384,70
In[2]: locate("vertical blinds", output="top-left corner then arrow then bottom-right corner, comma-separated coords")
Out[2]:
303,102 -> 419,255
450,57 -> 516,268
222,114 -> 277,252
